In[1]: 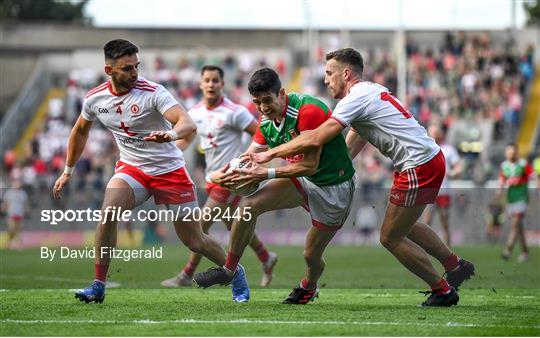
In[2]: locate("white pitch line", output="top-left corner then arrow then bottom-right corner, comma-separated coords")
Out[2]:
0,319 -> 538,329
0,274 -> 89,283
0,275 -> 120,288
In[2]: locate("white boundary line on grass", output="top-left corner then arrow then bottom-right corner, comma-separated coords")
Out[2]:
1,319 -> 538,329
0,274 -> 89,283
0,275 -> 120,288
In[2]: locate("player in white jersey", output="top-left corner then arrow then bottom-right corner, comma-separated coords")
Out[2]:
422,124 -> 463,247
252,48 -> 475,307
52,39 -> 249,303
161,65 -> 277,288
2,180 -> 28,249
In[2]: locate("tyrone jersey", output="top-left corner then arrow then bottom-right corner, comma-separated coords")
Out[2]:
188,97 -> 255,181
81,77 -> 185,176
499,159 -> 533,203
332,82 -> 440,172
253,93 -> 355,186
440,144 -> 460,191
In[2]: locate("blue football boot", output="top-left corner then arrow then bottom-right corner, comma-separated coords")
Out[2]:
75,280 -> 105,303
231,264 -> 250,303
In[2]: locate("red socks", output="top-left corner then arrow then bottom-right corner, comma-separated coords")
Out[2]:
182,261 -> 198,277
442,253 -> 460,271
254,243 -> 270,263
224,251 -> 241,272
95,264 -> 109,283
300,278 -> 317,290
431,278 -> 451,294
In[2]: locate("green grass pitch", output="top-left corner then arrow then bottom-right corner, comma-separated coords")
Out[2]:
1,245 -> 539,336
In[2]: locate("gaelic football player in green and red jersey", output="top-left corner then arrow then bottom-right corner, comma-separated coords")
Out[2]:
194,68 -> 356,304
499,144 -> 535,262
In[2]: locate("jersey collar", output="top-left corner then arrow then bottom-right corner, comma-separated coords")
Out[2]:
276,94 -> 289,121
206,96 -> 224,110
107,81 -> 132,97
347,80 -> 361,95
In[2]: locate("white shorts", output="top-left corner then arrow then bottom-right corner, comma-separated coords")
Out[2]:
290,176 -> 356,231
507,200 -> 527,216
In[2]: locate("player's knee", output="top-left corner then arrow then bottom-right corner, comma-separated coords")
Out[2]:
379,233 -> 399,251
182,236 -> 204,253
238,198 -> 262,217
200,221 -> 213,234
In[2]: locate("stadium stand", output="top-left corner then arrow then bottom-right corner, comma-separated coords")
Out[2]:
1,26 -> 538,245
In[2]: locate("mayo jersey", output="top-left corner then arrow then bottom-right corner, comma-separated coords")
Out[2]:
440,144 -> 460,190
188,97 -> 255,180
499,159 -> 533,203
332,82 -> 440,172
81,77 -> 184,176
253,93 -> 355,186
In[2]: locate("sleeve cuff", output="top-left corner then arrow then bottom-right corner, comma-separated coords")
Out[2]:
161,102 -> 180,115
330,116 -> 349,128
251,142 -> 268,149
81,113 -> 95,122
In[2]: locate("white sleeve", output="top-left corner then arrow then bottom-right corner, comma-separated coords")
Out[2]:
331,91 -> 368,127
233,107 -> 256,131
154,85 -> 180,115
80,97 -> 95,121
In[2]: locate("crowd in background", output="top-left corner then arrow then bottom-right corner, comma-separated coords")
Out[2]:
1,32 -> 536,230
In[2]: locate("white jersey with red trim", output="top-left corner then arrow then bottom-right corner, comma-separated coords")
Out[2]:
188,97 -> 255,180
332,81 -> 440,171
440,143 -> 460,190
81,77 -> 185,176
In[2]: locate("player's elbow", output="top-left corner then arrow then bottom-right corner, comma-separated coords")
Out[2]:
187,123 -> 197,134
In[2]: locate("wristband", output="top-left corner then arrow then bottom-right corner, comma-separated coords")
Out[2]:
267,168 -> 276,179
166,130 -> 179,141
64,166 -> 74,175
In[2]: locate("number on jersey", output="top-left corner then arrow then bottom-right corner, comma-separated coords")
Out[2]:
380,92 -> 412,119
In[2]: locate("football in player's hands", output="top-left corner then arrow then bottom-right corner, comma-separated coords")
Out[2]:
226,158 -> 252,174
226,158 -> 259,196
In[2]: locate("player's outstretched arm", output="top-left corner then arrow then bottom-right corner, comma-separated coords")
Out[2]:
252,118 -> 344,164
145,105 -> 197,143
53,116 -> 93,199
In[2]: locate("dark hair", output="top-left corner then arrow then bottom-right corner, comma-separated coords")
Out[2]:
248,68 -> 281,95
201,65 -> 224,81
103,39 -> 139,62
325,48 -> 364,76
